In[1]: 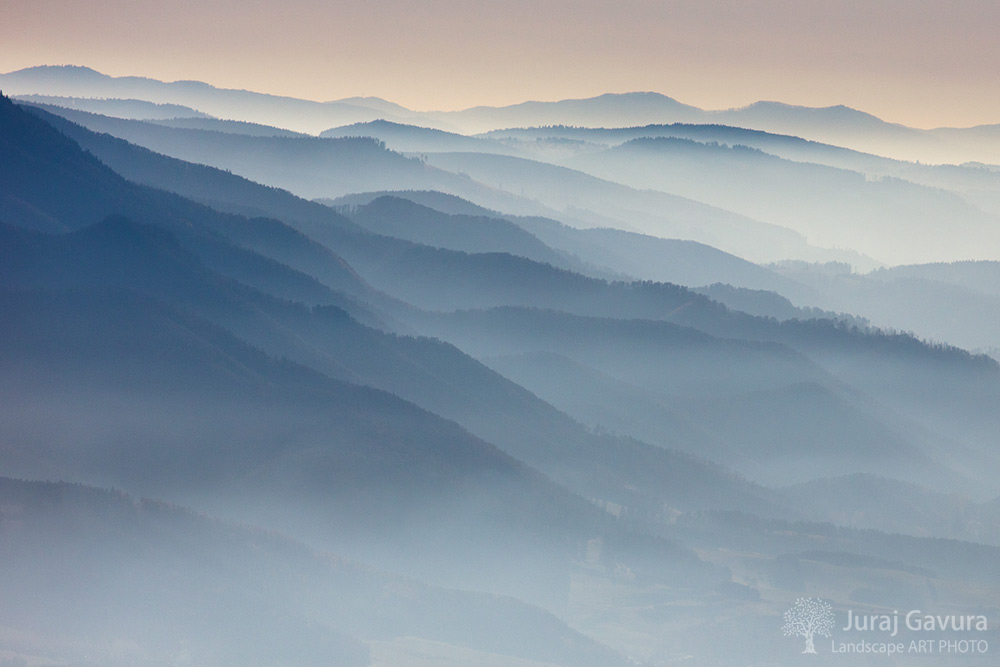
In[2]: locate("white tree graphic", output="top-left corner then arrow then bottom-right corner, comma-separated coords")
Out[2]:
782,597 -> 834,654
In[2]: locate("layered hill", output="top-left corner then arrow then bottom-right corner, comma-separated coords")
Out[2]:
562,137 -> 1000,265
15,96 -> 998,497
0,93 -> 722,608
9,66 -> 1000,162
0,477 -> 626,667
5,88 -> 1000,666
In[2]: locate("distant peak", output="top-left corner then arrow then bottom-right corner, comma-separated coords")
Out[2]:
352,119 -> 405,128
594,91 -> 681,101
334,95 -> 402,107
557,91 -> 690,107
5,64 -> 109,78
737,100 -> 820,113
327,96 -> 415,115
318,118 -> 406,136
735,100 -> 882,120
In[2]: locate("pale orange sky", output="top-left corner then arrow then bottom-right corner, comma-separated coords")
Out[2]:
2,0 -> 999,129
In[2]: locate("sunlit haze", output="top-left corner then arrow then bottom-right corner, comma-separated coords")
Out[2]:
2,0 -> 999,128
5,0 -> 1000,662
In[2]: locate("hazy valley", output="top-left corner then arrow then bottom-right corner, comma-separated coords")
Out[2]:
1,65 -> 999,666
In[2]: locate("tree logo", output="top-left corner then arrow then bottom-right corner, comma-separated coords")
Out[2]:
782,597 -> 834,654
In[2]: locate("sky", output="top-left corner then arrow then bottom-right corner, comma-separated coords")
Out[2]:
2,0 -> 999,129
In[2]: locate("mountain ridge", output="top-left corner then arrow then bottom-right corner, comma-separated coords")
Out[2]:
8,64 -> 1000,163
5,72 -> 1000,666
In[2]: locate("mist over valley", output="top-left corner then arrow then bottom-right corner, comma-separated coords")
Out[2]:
2,64 -> 1000,665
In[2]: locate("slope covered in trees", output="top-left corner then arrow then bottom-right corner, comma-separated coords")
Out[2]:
4,89 -> 1000,666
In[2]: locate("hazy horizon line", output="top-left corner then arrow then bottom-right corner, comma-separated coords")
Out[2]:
5,63 -> 997,132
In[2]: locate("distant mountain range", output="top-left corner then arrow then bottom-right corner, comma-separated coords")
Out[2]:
26,102 -> 854,265
4,65 -> 1000,163
12,66 -> 1000,269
